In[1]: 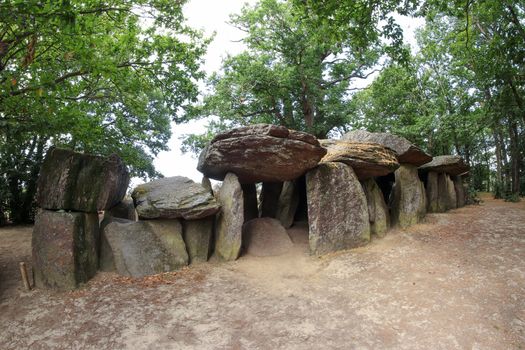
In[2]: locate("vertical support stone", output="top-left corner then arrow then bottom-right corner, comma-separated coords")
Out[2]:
445,174 -> 457,210
201,176 -> 213,195
241,183 -> 259,222
452,176 -> 466,208
183,217 -> 214,263
306,163 -> 370,255
391,164 -> 426,228
214,173 -> 244,261
425,171 -> 440,213
32,209 -> 99,290
362,178 -> 390,238
259,182 -> 283,218
275,180 -> 299,229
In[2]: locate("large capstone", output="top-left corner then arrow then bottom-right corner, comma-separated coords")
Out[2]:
242,218 -> 294,257
183,218 -> 214,263
361,178 -> 390,238
341,130 -> 432,166
100,219 -> 188,277
214,173 -> 244,261
36,147 -> 129,212
32,209 -> 99,290
391,164 -> 427,228
132,176 -> 220,220
306,162 -> 370,255
320,139 -> 399,180
197,124 -> 326,183
419,155 -> 469,176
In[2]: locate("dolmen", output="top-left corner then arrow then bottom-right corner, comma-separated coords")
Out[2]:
31,126 -> 474,290
101,176 -> 220,276
419,155 -> 469,212
342,130 -> 432,228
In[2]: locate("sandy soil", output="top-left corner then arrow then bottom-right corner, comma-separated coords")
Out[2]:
1,194 -> 524,349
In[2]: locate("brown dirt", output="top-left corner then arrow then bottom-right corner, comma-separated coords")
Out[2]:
1,194 -> 524,349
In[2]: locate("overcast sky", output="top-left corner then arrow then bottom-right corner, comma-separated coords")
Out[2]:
147,0 -> 424,184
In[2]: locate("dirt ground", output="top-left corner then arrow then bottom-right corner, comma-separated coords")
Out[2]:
1,194 -> 524,349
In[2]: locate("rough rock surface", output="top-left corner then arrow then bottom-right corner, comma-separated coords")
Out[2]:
275,180 -> 300,229
105,199 -> 137,221
391,164 -> 427,228
445,174 -> 457,210
453,176 -> 466,208
306,162 -> 370,255
362,179 -> 390,237
242,183 -> 259,222
183,218 -> 213,263
32,210 -> 99,290
320,139 -> 399,180
132,176 -> 220,220
201,176 -> 213,195
259,182 -> 283,218
100,219 -> 188,277
425,172 -> 440,213
214,173 -> 244,261
197,124 -> 326,183
36,147 -> 129,212
341,130 -> 432,166
242,218 -> 294,257
419,155 -> 469,176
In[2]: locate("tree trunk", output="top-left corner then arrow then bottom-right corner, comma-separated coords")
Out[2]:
508,120 -> 521,195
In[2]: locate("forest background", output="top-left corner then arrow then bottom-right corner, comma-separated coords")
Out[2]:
1,0 -> 523,224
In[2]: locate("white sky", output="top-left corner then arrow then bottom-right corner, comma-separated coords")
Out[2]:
144,1 -> 424,185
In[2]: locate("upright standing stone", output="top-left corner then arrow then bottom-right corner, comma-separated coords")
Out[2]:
201,176 -> 213,195
32,210 -> 99,290
214,173 -> 244,261
437,173 -> 449,212
453,176 -> 466,208
391,164 -> 426,228
362,179 -> 390,238
425,171 -> 440,213
445,174 -> 457,210
275,180 -> 300,229
36,147 -> 130,212
259,182 -> 283,218
306,163 -> 370,255
183,218 -> 214,263
241,183 -> 259,222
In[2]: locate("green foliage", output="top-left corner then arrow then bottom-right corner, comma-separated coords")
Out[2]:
0,0 -> 208,223
183,0 -> 417,152
504,193 -> 521,203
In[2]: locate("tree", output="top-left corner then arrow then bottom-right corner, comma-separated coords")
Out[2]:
350,1 -> 524,198
182,0 -> 417,153
0,0 -> 208,223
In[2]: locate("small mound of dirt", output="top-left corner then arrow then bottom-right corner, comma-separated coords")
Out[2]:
242,218 -> 293,257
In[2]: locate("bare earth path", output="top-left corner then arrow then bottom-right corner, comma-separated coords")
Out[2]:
1,194 -> 524,349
